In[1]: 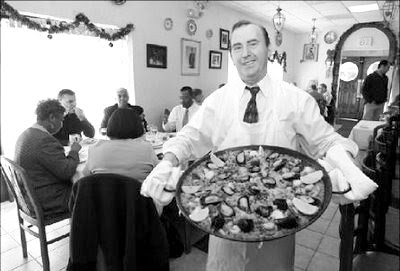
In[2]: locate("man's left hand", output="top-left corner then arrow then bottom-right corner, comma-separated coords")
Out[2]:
74,107 -> 86,121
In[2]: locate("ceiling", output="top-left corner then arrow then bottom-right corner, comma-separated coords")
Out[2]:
217,1 -> 399,34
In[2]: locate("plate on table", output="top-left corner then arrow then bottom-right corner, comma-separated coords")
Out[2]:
176,145 -> 332,242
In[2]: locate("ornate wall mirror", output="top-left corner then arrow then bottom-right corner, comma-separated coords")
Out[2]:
331,22 -> 397,120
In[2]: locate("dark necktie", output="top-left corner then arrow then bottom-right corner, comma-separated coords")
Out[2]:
182,108 -> 189,127
243,86 -> 260,123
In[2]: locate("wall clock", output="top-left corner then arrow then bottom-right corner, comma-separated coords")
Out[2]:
187,19 -> 197,36
164,18 -> 173,30
324,31 -> 338,44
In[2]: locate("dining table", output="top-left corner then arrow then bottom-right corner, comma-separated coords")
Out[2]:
348,120 -> 386,151
65,132 -> 176,183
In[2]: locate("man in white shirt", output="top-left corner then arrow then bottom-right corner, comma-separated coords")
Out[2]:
162,86 -> 200,132
141,21 -> 362,271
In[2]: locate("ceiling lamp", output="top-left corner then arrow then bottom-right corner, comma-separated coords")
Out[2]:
309,18 -> 318,44
272,6 -> 286,33
382,0 -> 399,26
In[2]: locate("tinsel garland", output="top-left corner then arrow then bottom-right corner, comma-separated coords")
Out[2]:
268,50 -> 287,72
0,1 -> 134,45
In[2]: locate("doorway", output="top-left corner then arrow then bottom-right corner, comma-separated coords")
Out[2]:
337,56 -> 383,119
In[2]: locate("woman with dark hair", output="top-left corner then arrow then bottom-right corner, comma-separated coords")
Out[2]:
83,108 -> 158,182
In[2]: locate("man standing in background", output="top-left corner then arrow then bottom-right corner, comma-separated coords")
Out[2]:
361,60 -> 390,120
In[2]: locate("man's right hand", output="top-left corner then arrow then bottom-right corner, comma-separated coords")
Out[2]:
70,142 -> 82,153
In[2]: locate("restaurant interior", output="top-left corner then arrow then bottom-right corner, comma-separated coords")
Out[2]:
1,1 -> 399,271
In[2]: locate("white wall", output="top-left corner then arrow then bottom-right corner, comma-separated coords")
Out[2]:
8,1 -> 297,128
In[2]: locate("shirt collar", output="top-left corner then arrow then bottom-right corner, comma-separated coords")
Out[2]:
31,123 -> 50,134
236,74 -> 271,100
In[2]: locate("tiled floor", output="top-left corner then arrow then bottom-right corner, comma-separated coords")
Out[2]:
1,199 -> 343,271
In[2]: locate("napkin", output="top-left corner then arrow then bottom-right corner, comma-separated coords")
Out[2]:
320,144 -> 378,204
140,160 -> 181,207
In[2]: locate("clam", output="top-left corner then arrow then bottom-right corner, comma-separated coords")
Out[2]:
211,215 -> 225,230
262,177 -> 276,188
281,172 -> 300,181
218,172 -> 231,180
189,206 -> 209,222
237,219 -> 254,233
200,194 -> 222,205
248,185 -> 261,195
273,199 -> 289,211
238,196 -> 250,212
220,202 -> 235,217
273,159 -> 287,171
181,185 -> 201,194
255,205 -> 273,218
275,215 -> 298,229
221,185 -> 235,195
236,151 -> 246,165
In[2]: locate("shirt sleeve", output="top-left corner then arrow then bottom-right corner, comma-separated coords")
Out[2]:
294,94 -> 358,159
38,136 -> 80,181
100,108 -> 110,129
80,119 -> 95,138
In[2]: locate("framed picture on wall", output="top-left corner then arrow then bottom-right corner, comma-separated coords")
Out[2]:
181,38 -> 201,75
146,44 -> 167,68
209,50 -> 222,69
303,43 -> 319,61
219,28 -> 230,50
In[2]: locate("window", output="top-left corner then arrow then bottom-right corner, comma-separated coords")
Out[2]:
339,62 -> 359,82
1,20 -> 133,158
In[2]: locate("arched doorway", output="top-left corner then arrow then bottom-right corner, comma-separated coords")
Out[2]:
331,22 -> 397,120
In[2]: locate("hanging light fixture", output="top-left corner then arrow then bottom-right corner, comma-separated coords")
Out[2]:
272,6 -> 286,32
382,0 -> 399,27
309,18 -> 318,44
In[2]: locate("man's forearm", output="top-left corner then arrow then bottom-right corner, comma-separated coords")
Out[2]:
163,152 -> 179,167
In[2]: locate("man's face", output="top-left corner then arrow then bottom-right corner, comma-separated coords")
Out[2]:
59,94 -> 76,113
180,90 -> 193,108
381,64 -> 390,74
318,85 -> 326,94
48,113 -> 64,134
116,89 -> 129,107
194,94 -> 204,104
230,24 -> 269,85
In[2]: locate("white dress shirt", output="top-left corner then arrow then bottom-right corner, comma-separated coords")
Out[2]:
162,103 -> 200,132
163,74 -> 358,271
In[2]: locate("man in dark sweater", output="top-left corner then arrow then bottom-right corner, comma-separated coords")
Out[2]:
361,60 -> 390,120
54,89 -> 95,146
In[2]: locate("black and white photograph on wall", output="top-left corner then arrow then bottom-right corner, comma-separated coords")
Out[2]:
181,38 -> 201,75
146,44 -> 167,68
209,50 -> 222,69
219,28 -> 230,50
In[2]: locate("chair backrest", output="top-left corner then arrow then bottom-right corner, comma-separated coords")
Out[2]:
1,156 -> 40,218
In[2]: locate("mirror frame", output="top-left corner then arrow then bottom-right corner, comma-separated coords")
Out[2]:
331,22 -> 397,117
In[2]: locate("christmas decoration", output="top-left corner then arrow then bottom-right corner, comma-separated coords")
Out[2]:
268,50 -> 287,72
1,2 -> 134,42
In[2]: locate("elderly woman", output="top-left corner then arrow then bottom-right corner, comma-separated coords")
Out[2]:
14,99 -> 82,215
83,108 -> 158,182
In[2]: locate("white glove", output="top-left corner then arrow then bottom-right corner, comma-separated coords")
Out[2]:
322,144 -> 378,204
140,160 -> 181,206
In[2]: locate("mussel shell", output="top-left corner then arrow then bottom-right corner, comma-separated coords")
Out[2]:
236,151 -> 246,165
281,172 -> 300,181
237,219 -> 254,233
262,177 -> 276,188
310,197 -> 321,206
249,166 -> 261,173
255,205 -> 273,218
273,159 -> 287,171
211,215 -> 225,230
221,185 -> 235,196
238,196 -> 250,212
218,172 -> 232,180
248,185 -> 261,195
200,194 -> 222,205
273,199 -> 289,211
275,215 -> 298,229
220,202 -> 235,217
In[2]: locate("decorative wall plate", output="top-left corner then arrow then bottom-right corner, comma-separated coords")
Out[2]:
164,18 -> 173,30
324,31 -> 338,44
187,19 -> 197,36
206,29 -> 213,39
275,31 -> 283,47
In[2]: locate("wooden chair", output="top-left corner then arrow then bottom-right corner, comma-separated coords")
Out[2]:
1,156 -> 70,271
338,154 -> 399,271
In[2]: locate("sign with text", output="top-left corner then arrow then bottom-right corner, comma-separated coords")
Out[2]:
358,37 -> 373,48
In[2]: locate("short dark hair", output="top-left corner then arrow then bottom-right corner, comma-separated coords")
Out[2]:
231,20 -> 270,50
107,108 -> 144,139
180,86 -> 193,96
320,83 -> 327,89
192,88 -> 202,97
378,60 -> 389,68
311,84 -> 317,91
58,89 -> 75,99
36,99 -> 65,121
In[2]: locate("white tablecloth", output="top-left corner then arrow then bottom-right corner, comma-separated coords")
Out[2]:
348,120 -> 386,150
